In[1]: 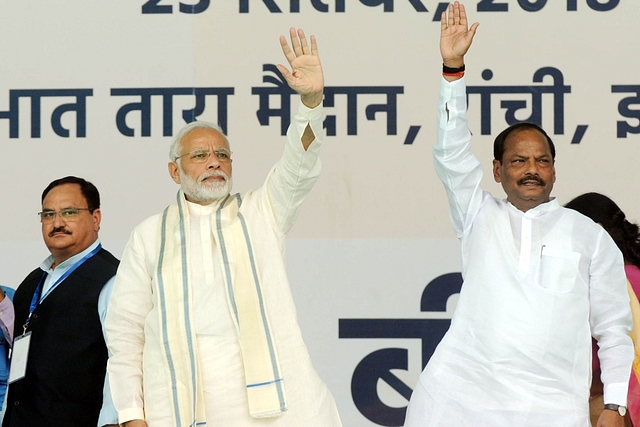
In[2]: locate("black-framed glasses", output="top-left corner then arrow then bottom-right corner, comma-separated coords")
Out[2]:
174,148 -> 232,163
38,208 -> 93,223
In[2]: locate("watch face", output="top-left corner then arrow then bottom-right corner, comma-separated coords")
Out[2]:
604,404 -> 628,416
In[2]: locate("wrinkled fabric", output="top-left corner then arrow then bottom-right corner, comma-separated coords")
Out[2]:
106,100 -> 342,427
404,77 -> 634,427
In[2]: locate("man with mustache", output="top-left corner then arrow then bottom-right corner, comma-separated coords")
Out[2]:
4,176 -> 119,427
105,28 -> 342,427
404,3 -> 633,427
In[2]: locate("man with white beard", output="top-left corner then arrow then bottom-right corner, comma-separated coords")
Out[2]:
105,28 -> 342,427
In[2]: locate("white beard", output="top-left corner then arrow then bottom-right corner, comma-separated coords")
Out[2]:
180,169 -> 233,204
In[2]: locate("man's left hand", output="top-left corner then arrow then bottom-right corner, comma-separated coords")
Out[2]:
596,408 -> 626,427
277,27 -> 324,109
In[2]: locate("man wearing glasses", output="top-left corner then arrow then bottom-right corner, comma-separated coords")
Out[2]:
105,28 -> 342,427
3,176 -> 119,427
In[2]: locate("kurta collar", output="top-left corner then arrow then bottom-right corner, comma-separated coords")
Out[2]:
505,197 -> 560,217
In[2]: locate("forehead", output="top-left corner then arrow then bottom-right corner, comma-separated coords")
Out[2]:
42,183 -> 86,208
179,128 -> 229,153
503,128 -> 552,156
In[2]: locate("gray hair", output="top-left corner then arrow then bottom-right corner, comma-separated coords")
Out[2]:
169,121 -> 230,161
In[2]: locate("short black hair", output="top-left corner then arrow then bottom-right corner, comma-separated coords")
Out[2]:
493,122 -> 556,163
41,176 -> 100,211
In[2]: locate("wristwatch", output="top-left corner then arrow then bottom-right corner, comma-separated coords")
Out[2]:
603,404 -> 627,416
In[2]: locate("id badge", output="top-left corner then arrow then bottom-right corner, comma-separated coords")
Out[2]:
9,332 -> 31,384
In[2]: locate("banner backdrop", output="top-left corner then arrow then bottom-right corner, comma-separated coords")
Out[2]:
1,1 -> 639,425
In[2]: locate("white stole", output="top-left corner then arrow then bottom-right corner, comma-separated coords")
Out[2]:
155,191 -> 286,426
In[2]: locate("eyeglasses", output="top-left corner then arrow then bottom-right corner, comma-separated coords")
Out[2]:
38,208 -> 93,223
174,148 -> 232,163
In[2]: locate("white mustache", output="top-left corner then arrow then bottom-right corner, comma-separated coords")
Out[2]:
199,170 -> 228,183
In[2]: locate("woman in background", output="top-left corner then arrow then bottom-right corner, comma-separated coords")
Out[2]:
566,192 -> 640,427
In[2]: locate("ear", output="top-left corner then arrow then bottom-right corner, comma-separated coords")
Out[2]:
168,162 -> 181,184
92,209 -> 102,232
492,159 -> 502,183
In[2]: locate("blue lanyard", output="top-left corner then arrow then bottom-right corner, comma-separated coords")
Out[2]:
23,244 -> 102,334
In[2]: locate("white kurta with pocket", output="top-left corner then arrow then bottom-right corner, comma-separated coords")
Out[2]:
404,77 -> 634,427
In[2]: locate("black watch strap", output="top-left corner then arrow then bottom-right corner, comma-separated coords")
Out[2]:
603,404 -> 627,416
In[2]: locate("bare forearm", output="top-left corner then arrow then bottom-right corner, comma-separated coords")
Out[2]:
301,123 -> 316,150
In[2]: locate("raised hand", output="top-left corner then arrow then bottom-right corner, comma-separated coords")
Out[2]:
440,1 -> 479,68
277,28 -> 324,109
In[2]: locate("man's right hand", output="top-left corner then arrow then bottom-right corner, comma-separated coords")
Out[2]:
277,27 -> 324,109
123,420 -> 148,427
440,1 -> 479,70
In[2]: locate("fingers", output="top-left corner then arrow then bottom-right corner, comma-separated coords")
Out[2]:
443,2 -> 476,32
447,3 -> 455,28
288,27 -> 302,58
297,29 -> 310,55
288,28 -> 314,56
469,21 -> 480,38
453,1 -> 462,26
459,2 -> 468,26
281,28 -> 318,68
275,64 -> 292,82
279,34 -> 296,65
445,2 -> 463,29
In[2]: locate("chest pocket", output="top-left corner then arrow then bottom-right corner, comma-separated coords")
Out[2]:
535,246 -> 581,293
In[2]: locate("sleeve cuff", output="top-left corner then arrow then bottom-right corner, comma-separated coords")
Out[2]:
118,408 -> 146,424
294,98 -> 323,122
604,381 -> 629,406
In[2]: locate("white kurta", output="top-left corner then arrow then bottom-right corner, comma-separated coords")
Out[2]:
404,78 -> 634,427
106,100 -> 342,427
